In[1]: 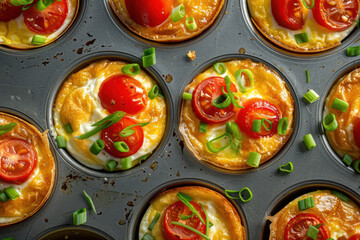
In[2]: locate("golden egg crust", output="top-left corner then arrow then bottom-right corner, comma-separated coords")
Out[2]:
179,59 -> 295,170
268,190 -> 360,239
0,112 -> 55,226
108,0 -> 224,42
139,186 -> 246,240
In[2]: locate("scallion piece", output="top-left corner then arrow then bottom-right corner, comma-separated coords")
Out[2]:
279,162 -> 293,173
302,0 -> 314,9
0,122 -> 17,136
64,123 -> 73,134
206,133 -> 232,153
106,160 -> 118,171
139,154 -> 150,164
295,32 -> 309,44
177,192 -> 193,202
114,141 -> 129,153
120,122 -> 150,137
277,117 -> 289,135
347,46 -> 360,57
199,122 -> 207,133
180,214 -> 194,220
142,47 -> 156,67
303,134 -> 316,150
331,98 -> 349,113
298,197 -> 315,210
10,0 -> 33,6
171,222 -> 210,240
343,153 -> 353,167
200,203 -> 210,236
36,0 -> 55,11
141,233 -> 154,240
182,92 -> 193,100
235,69 -> 254,93
83,190 -> 97,214
331,190 -> 349,202
247,152 -> 261,167
186,17 -> 197,30
121,63 -> 140,75
230,137 -> 242,155
0,190 -> 9,202
121,157 -> 132,170
4,187 -> 19,200
22,1 -> 36,10
252,119 -> 261,132
354,20 -> 360,27
303,89 -> 320,103
323,113 -> 338,131
353,160 -> 360,173
177,192 -> 205,224
148,212 -> 160,231
327,238 -> 335,240
0,237 -> 15,240
90,139 -> 105,155
56,136 -> 66,148
261,118 -> 273,131
32,35 -> 46,45
171,4 -> 185,22
213,62 -> 226,75
226,122 -> 242,140
224,188 -> 253,202
148,85 -> 159,100
73,208 -> 87,226
212,91 -> 231,109
306,69 -> 310,83
225,76 -> 243,108
307,225 -> 319,240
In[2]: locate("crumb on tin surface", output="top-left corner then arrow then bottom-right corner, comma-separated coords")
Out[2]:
187,51 -> 196,61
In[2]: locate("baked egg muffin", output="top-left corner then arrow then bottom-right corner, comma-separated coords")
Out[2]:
179,59 -> 294,170
268,190 -> 360,239
53,60 -> 167,171
108,0 -> 224,42
139,186 -> 246,240
0,0 -> 79,49
0,112 -> 55,226
248,0 -> 360,52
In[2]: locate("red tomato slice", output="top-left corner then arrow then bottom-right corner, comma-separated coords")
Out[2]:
353,118 -> 360,148
0,139 -> 37,185
313,0 -> 359,31
0,0 -> 22,22
101,117 -> 144,158
98,75 -> 147,116
350,233 -> 360,240
192,77 -> 237,124
23,0 -> 68,34
284,213 -> 330,240
162,201 -> 206,240
271,0 -> 304,30
236,98 -> 280,139
125,0 -> 172,27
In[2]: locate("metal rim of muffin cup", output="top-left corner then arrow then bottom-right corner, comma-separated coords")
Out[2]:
0,107 -> 59,228
45,51 -> 174,178
177,53 -> 300,175
126,178 -> 250,240
260,179 -> 360,239
103,0 -> 229,48
240,0 -> 360,60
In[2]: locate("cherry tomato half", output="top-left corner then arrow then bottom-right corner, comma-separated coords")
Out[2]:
0,0 -> 22,22
162,201 -> 206,240
23,0 -> 68,34
0,139 -> 37,185
271,0 -> 305,30
125,0 -> 172,27
101,117 -> 144,158
353,118 -> 360,148
284,213 -> 330,240
98,75 -> 147,116
236,98 -> 280,139
192,77 -> 237,124
313,0 -> 359,31
349,233 -> 360,240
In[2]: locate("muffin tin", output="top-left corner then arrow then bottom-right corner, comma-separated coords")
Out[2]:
0,0 -> 360,239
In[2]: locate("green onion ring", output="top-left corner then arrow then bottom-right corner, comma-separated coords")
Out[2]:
212,90 -> 231,109
323,113 -> 338,132
121,63 -> 140,75
10,0 -> 33,6
185,17 -> 197,30
279,162 -> 294,173
73,208 -> 87,226
225,75 -> 243,108
114,141 -> 129,153
235,69 -> 254,93
277,117 -> 289,135
353,160 -> 360,173
213,62 -> 226,75
148,85 -> 159,100
261,118 -> 273,131
302,0 -> 315,9
171,4 -> 185,22
90,139 -> 105,155
206,132 -> 232,153
120,122 -> 150,137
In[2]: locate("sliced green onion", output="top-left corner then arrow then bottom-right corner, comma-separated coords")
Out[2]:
32,35 -> 46,45
10,0 -> 33,6
148,212 -> 160,231
64,123 -> 73,134
277,117 -> 289,135
171,4 -> 185,22
200,203 -> 210,236
213,62 -> 226,75
353,160 -> 360,173
307,225 -> 319,240
354,20 -> 360,27
182,92 -> 193,100
177,192 -> 205,224
279,162 -> 293,173
331,190 -> 349,202
252,119 -> 261,132
0,237 -> 15,240
235,69 -> 254,93
225,76 -> 243,108
139,154 -> 150,164
177,192 -> 193,202
331,98 -> 349,113
343,153 -> 353,167
206,133 -> 232,153
180,214 -> 194,220
0,190 -> 9,202
314,223 -> 322,229
142,47 -> 156,67
36,0 -> 55,11
261,118 -> 273,131
298,197 -> 315,210
22,1 -> 36,10
0,122 -> 17,136
306,69 -> 310,83
171,222 -> 210,240
141,233 -> 154,240
212,92 -> 231,109
121,63 -> 140,75
230,137 -> 242,155
186,17 -> 197,30
56,136 -> 66,148
224,188 -> 253,202
303,89 -> 320,103
303,134 -> 316,150
199,122 -> 208,133
106,160 -> 118,171
323,113 -> 338,131
226,122 -> 242,140
302,0 -> 315,9
247,152 -> 261,167
90,139 -> 105,155
295,32 -> 309,44
4,187 -> 19,200
120,122 -> 150,137
83,190 -> 97,214
114,141 -> 129,153
347,46 -> 360,57
121,157 -> 132,170
148,85 -> 159,100
327,238 -> 335,240
73,208 -> 87,226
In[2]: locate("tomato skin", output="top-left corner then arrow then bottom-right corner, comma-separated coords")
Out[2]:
98,75 -> 147,116
271,0 -> 304,30
0,0 -> 22,22
125,0 -> 172,27
0,139 -> 37,185
192,77 -> 237,124
162,201 -> 206,240
23,0 -> 68,34
353,118 -> 360,148
349,233 -> 360,240
313,0 -> 359,31
101,117 -> 144,158
236,98 -> 280,139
